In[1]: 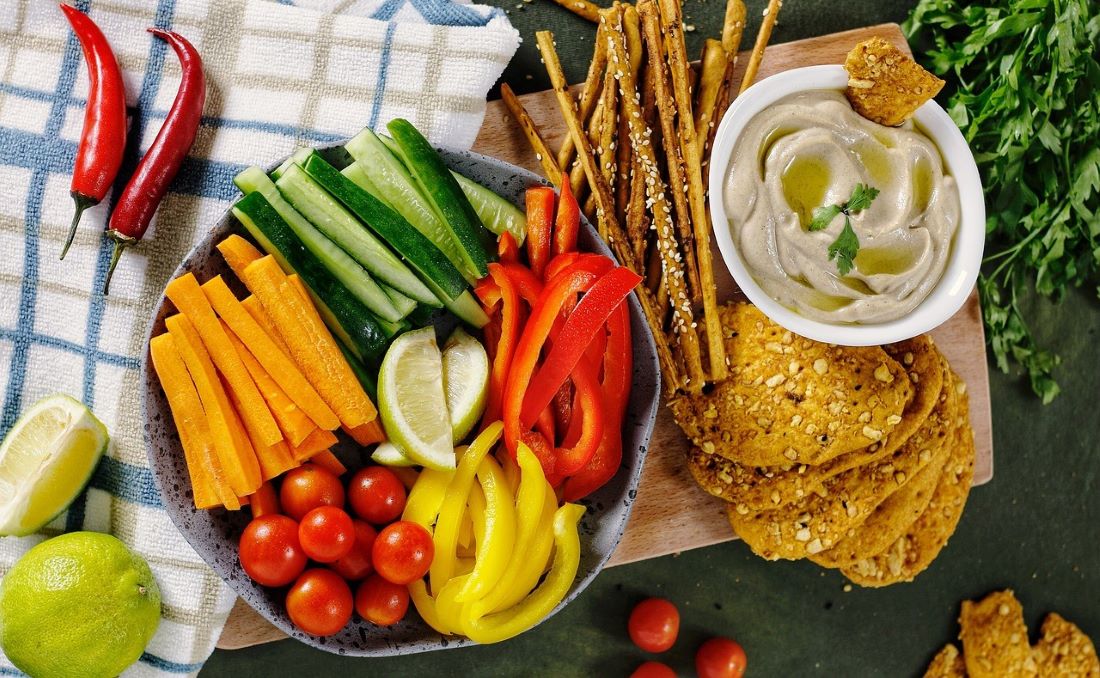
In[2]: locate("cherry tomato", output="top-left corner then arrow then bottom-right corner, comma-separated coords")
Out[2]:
298,506 -> 356,563
279,464 -> 345,521
238,515 -> 307,587
355,574 -> 410,626
348,466 -> 407,524
285,569 -> 353,636
629,661 -> 677,678
331,520 -> 378,581
695,637 -> 747,678
371,520 -> 434,585
628,598 -> 680,653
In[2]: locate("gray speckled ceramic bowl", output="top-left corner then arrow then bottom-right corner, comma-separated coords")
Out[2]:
141,146 -> 661,656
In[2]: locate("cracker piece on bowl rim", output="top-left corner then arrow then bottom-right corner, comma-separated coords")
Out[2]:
844,36 -> 945,126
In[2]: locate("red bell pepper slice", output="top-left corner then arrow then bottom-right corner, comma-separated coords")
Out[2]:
499,262 -> 544,306
520,266 -> 641,428
497,231 -> 520,264
551,180 -> 580,258
502,257 -> 612,475
482,263 -> 522,428
552,355 -> 604,476
474,276 -> 502,310
562,303 -> 632,500
525,187 -> 554,279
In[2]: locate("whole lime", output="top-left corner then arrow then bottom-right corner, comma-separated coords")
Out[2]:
0,532 -> 161,678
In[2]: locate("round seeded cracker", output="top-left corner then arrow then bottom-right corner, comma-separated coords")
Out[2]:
671,303 -> 914,468
688,336 -> 944,512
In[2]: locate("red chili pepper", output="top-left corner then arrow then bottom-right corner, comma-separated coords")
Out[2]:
58,4 -> 126,261
551,180 -> 580,258
497,231 -> 520,264
562,303 -> 632,501
525,187 -> 554,279
103,29 -> 205,293
502,258 -> 612,477
481,263 -> 522,428
520,266 -> 641,428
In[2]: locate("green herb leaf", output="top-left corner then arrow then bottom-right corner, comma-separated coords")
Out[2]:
845,183 -> 881,213
808,204 -> 843,231
827,219 -> 861,276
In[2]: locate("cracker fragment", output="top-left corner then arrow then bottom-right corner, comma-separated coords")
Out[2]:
1032,613 -> 1100,678
670,303 -> 913,468
844,36 -> 945,126
958,590 -> 1035,678
923,644 -> 966,678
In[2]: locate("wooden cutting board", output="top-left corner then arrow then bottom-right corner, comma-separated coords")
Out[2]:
217,22 -> 994,650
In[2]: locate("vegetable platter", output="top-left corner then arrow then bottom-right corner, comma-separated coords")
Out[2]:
142,133 -> 660,656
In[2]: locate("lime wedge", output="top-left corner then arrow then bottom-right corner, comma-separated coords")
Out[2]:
370,442 -> 417,467
0,394 -> 109,536
378,328 -> 455,471
442,328 -> 489,443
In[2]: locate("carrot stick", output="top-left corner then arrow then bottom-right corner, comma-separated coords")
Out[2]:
165,314 -> 263,497
203,275 -> 339,432
241,295 -> 293,356
217,234 -> 263,280
390,467 -> 420,492
149,333 -> 239,510
246,481 -> 280,518
222,372 -> 298,481
241,256 -> 378,429
166,273 -> 283,447
291,427 -> 340,461
310,450 -> 347,476
224,327 -> 317,447
343,420 -> 386,446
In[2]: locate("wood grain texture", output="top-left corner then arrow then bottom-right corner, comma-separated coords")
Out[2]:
217,22 -> 993,650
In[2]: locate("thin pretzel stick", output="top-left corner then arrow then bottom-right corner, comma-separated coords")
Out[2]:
546,0 -> 601,23
657,0 -> 728,381
739,0 -> 782,94
604,8 -> 705,392
626,161 -> 649,270
596,64 -> 618,202
500,83 -> 563,187
615,4 -> 643,227
557,20 -> 609,171
693,39 -> 726,148
721,0 -> 747,54
638,0 -> 702,305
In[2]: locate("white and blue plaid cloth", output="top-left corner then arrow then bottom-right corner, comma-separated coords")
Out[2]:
0,0 -> 518,674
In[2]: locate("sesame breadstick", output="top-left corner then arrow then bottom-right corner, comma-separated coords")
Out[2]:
739,0 -> 782,94
500,83 -> 564,187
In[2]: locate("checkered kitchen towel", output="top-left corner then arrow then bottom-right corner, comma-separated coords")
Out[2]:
0,0 -> 518,674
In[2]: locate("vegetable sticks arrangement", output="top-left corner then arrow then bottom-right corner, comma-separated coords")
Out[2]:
150,237 -> 385,510
508,0 -> 783,394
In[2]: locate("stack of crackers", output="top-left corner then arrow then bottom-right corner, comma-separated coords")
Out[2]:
673,303 -> 976,587
926,590 -> 1099,677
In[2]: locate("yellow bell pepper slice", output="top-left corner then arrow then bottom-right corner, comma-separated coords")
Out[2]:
409,580 -> 452,636
430,422 -> 502,594
461,502 -> 586,644
455,455 -> 516,603
434,574 -> 471,633
491,487 -> 558,613
403,464 -> 455,528
467,444 -> 548,614
500,451 -> 521,496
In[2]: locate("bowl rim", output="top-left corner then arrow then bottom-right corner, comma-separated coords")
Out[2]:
707,64 -> 985,346
139,144 -> 661,656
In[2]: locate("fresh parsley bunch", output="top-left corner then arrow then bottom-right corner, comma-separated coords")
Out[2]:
905,0 -> 1100,402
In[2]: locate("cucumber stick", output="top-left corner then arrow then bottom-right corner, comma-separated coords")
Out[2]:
230,191 -> 388,364
302,153 -> 467,300
344,129 -> 478,284
271,148 -> 311,181
276,164 -> 440,307
450,171 -> 527,245
380,283 -> 417,317
234,166 -> 405,322
386,118 -> 492,279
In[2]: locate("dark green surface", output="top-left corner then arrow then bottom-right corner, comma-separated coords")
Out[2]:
202,1 -> 1100,675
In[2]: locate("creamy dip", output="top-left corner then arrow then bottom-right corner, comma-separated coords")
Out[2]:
724,90 -> 960,324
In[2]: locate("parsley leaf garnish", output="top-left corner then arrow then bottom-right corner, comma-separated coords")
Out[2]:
828,220 -> 861,276
807,183 -> 880,275
905,0 -> 1099,402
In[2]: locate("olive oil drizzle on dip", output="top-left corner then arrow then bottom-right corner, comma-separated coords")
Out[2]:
724,90 -> 960,324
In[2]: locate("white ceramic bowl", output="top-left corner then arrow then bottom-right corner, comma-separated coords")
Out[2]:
708,64 -> 984,346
